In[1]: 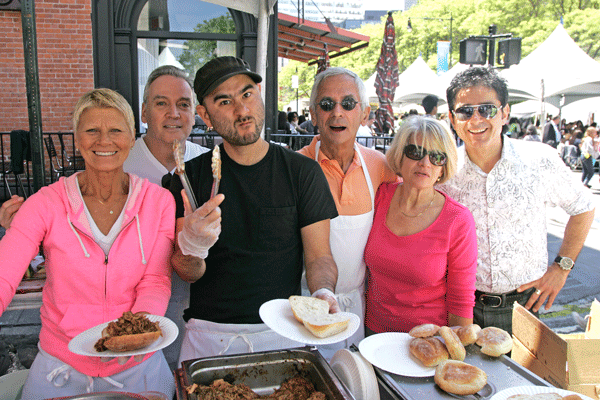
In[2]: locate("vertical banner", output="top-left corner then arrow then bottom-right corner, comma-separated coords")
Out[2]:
437,41 -> 450,75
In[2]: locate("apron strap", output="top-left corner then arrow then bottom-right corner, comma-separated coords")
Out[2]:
337,288 -> 360,311
45,360 -> 124,393
219,334 -> 254,355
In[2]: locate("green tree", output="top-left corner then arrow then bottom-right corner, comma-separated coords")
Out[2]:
179,14 -> 236,77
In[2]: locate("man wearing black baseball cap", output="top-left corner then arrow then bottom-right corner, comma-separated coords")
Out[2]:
169,56 -> 341,362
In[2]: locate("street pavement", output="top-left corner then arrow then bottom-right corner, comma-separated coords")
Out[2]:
539,169 -> 600,333
0,171 -> 598,372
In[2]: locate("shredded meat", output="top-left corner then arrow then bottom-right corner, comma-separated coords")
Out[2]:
187,375 -> 327,400
94,312 -> 160,352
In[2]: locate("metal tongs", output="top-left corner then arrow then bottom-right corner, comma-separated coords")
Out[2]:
173,140 -> 198,212
210,145 -> 221,198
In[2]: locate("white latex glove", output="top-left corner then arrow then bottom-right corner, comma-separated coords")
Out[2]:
177,190 -> 223,259
178,220 -> 220,259
312,287 -> 341,313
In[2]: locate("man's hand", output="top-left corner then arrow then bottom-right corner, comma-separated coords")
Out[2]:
517,263 -> 569,312
0,195 -> 24,229
177,190 -> 224,259
312,287 -> 341,313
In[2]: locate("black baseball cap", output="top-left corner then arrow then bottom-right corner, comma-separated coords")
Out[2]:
194,56 -> 262,104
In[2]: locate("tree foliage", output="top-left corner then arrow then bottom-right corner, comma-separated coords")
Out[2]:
179,14 -> 236,77
278,0 -> 600,109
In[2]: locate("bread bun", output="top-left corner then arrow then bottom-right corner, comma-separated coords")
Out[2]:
408,323 -> 440,338
562,395 -> 583,400
450,324 -> 481,346
102,330 -> 161,352
289,295 -> 349,338
409,337 -> 449,367
439,326 -> 466,361
302,313 -> 350,338
476,326 -> 513,357
434,360 -> 487,396
289,295 -> 330,324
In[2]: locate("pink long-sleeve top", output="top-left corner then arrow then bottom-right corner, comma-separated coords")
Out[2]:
0,173 -> 174,377
364,181 -> 477,333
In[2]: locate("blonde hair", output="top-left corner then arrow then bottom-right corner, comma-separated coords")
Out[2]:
386,116 -> 457,184
73,88 -> 135,136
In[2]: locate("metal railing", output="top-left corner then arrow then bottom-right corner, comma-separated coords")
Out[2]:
0,132 -> 82,201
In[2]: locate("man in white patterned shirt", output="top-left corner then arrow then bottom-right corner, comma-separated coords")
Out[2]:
440,67 -> 595,334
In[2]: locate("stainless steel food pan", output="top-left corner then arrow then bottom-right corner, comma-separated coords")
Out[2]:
179,346 -> 355,399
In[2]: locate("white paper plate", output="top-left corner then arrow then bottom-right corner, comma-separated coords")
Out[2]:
330,349 -> 379,400
258,299 -> 360,345
68,315 -> 178,357
331,350 -> 365,400
491,385 -> 594,400
358,332 -> 436,377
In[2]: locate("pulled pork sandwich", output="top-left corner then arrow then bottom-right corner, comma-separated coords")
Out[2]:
94,311 -> 161,352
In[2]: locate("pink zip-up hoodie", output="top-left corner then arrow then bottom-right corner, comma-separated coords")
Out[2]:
0,172 -> 175,377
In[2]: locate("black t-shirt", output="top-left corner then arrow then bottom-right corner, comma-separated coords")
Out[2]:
169,143 -> 338,324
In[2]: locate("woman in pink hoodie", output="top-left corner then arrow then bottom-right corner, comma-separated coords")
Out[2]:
0,89 -> 175,398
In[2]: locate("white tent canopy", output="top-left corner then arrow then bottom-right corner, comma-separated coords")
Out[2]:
393,56 -> 447,105
501,24 -> 600,108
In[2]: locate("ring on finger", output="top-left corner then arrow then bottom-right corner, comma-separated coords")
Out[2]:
535,289 -> 542,295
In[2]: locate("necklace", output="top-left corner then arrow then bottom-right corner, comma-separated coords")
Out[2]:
399,192 -> 435,218
97,198 -> 114,215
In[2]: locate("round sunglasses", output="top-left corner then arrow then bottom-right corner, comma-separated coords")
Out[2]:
452,104 -> 499,121
317,97 -> 360,112
403,144 -> 448,166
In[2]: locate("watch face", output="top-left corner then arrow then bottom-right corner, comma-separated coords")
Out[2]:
559,257 -> 574,270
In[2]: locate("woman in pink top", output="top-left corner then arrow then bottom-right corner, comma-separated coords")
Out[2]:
0,89 -> 175,398
364,116 -> 477,334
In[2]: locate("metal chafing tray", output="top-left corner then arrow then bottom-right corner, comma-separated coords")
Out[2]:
175,346 -> 355,400
372,343 -> 553,400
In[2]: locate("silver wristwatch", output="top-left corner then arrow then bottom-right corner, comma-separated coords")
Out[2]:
554,255 -> 574,271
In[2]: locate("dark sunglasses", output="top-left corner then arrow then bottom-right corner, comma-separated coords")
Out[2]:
403,144 -> 448,166
317,97 -> 360,112
452,104 -> 499,121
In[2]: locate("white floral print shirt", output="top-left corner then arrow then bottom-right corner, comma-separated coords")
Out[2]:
440,138 -> 594,294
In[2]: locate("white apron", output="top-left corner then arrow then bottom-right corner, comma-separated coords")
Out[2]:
22,345 -> 174,400
312,141 -> 375,360
178,318 -> 305,365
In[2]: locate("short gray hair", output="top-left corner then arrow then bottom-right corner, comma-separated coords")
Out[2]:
142,65 -> 194,104
310,67 -> 368,111
386,115 -> 457,184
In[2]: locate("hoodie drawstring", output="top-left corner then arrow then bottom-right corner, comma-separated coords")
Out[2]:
135,215 -> 147,265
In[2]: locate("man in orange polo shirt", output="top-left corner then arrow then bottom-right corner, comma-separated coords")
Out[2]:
299,67 -> 398,358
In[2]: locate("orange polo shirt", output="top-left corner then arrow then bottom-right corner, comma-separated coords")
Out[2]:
298,135 -> 399,216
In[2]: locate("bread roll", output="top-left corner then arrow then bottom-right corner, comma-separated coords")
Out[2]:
289,295 -> 330,324
302,313 -> 350,338
450,324 -> 481,346
476,326 -> 513,357
289,295 -> 350,338
434,360 -> 487,396
409,337 -> 449,367
102,330 -> 162,352
408,323 -> 440,338
439,326 -> 466,361
562,395 -> 583,400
